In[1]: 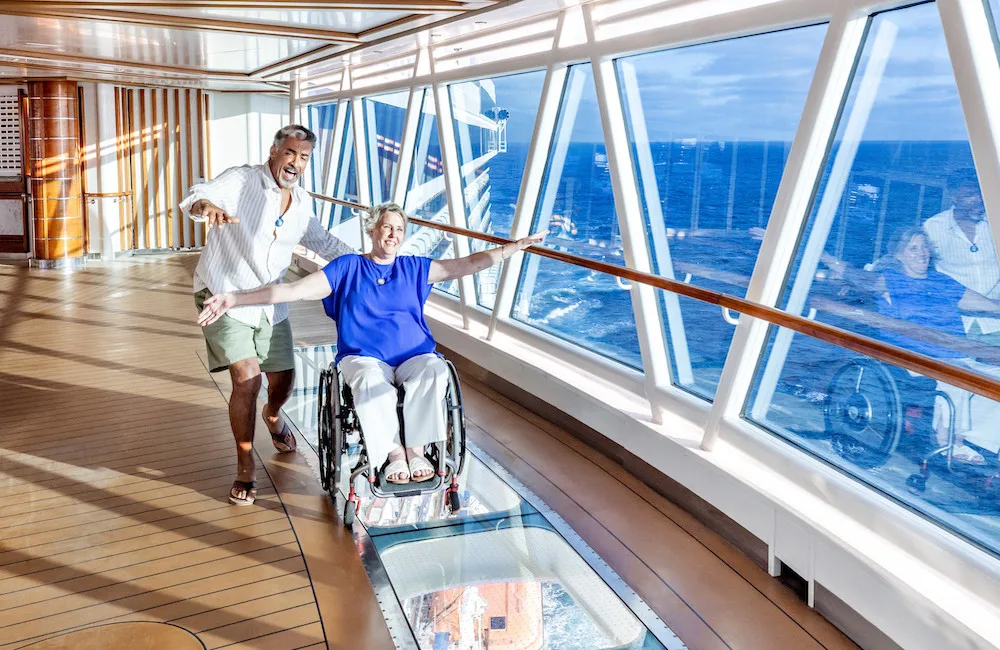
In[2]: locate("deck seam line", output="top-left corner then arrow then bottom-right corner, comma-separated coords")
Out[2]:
198,350 -> 330,648
3,570 -> 310,647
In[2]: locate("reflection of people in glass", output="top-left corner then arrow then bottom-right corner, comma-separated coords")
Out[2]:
923,170 -> 1000,346
877,227 -> 1000,463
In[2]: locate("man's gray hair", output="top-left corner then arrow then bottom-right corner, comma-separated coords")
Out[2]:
366,202 -> 408,234
273,124 -> 317,148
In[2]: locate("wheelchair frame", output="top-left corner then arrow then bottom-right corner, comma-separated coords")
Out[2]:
317,358 -> 467,527
824,357 -> 1000,496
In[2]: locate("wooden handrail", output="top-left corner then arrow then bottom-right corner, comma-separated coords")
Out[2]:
308,192 -> 1000,402
83,192 -> 132,198
307,191 -> 368,211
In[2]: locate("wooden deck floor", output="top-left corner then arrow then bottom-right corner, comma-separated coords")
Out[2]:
0,254 -> 860,650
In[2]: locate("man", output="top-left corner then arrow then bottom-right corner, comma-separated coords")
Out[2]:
923,170 -> 1000,346
180,124 -> 354,506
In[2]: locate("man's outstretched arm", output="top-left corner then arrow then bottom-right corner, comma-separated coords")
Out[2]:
300,213 -> 357,260
179,166 -> 246,229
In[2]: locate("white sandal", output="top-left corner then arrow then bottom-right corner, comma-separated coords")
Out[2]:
408,455 -> 435,483
383,459 -> 410,484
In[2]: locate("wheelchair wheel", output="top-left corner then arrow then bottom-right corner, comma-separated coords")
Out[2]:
317,365 -> 335,493
318,363 -> 346,498
445,361 -> 467,476
825,359 -> 902,469
343,499 -> 356,527
331,368 -> 345,496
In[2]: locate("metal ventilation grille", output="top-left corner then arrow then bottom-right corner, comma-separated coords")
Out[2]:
0,95 -> 21,177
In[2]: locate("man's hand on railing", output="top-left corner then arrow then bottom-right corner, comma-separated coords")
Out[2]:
192,199 -> 240,229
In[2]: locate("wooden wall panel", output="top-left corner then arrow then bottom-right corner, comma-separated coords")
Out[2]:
82,85 -> 209,252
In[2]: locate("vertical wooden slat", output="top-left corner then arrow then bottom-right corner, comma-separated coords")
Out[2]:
138,89 -> 149,249
77,85 -> 89,255
184,89 -> 194,248
114,87 -> 126,252
173,89 -> 183,249
202,91 -> 211,180
127,89 -> 140,250
150,90 -> 161,249
160,89 -> 172,249
197,90 -> 208,244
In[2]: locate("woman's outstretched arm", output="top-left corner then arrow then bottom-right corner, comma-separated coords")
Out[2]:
196,269 -> 332,326
427,232 -> 545,284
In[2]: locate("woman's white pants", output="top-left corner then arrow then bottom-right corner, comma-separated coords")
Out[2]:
337,353 -> 449,469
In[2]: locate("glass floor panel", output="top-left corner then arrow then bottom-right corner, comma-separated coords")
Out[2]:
280,345 -> 686,649
375,515 -> 667,650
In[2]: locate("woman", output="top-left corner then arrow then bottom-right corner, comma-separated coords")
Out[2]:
198,202 -> 544,483
875,226 -> 1000,463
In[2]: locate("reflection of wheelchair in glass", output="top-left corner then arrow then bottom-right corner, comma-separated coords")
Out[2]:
825,358 -> 999,497
316,359 -> 467,527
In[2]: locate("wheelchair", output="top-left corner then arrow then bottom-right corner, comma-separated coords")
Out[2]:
825,357 -> 999,498
316,358 -> 467,527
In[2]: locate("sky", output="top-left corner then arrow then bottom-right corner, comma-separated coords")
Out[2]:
486,0 -> 986,144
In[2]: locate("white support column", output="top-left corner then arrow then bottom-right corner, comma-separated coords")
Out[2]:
324,99 -> 348,200
749,13 -> 892,426
939,0 -> 1000,273
617,60 -> 693,388
434,81 -> 474,328
702,10 -> 870,450
590,53 -> 671,422
487,63 -> 568,338
351,96 -> 372,208
512,66 -> 584,321
392,87 -> 423,206
289,72 -> 298,125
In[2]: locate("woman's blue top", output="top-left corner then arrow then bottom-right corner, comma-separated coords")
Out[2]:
321,254 -> 437,366
878,268 -> 966,359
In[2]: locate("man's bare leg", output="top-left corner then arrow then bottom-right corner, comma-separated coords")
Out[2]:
262,369 -> 296,451
229,358 -> 263,499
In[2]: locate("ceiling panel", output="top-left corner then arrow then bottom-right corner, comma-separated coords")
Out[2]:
298,0 -> 560,80
120,8 -> 413,33
0,15 -> 325,73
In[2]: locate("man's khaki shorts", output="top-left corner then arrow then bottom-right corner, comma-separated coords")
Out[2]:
194,288 -> 295,373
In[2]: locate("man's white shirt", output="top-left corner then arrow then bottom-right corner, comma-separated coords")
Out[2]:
923,207 -> 1000,334
180,164 -> 354,327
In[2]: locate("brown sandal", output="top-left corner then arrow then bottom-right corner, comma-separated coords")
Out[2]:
263,407 -> 297,453
229,480 -> 257,506
270,424 -> 297,452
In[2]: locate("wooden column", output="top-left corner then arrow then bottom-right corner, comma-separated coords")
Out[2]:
27,79 -> 84,266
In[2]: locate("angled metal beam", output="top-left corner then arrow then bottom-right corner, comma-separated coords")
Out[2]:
0,48 -> 249,78
8,1 -> 470,10
0,5 -> 366,42
251,44 -> 346,79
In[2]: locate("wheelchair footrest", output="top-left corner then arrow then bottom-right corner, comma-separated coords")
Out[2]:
373,474 -> 445,497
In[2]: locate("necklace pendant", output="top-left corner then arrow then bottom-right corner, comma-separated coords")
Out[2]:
971,243 -> 979,253
377,278 -> 386,286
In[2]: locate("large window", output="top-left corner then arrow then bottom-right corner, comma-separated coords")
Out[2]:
747,2 -> 1000,555
363,90 -> 409,205
450,71 -> 546,310
513,64 -> 642,369
618,25 -> 827,400
401,90 -> 458,296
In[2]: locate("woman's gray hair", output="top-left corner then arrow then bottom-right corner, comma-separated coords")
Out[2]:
366,202 -> 408,234
273,124 -> 317,148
